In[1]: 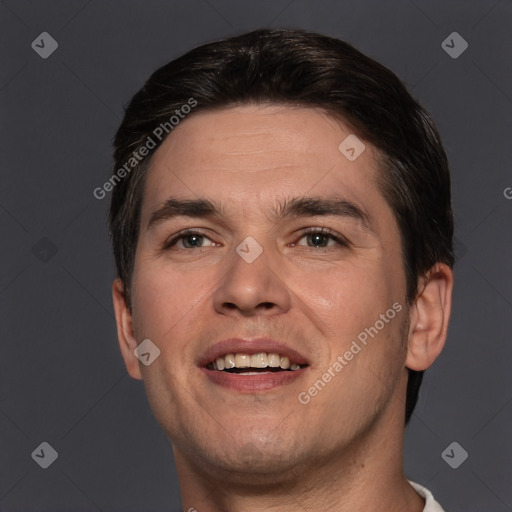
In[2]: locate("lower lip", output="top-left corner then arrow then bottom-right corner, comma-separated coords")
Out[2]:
201,367 -> 307,391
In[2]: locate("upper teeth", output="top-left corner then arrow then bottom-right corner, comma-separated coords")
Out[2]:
212,353 -> 302,371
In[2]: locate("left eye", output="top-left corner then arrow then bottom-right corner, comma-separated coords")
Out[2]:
296,230 -> 346,248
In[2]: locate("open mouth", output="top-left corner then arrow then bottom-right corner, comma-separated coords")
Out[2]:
206,352 -> 309,374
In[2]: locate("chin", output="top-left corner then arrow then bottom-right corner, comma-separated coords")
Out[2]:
175,426 -> 301,474
202,446 -> 307,483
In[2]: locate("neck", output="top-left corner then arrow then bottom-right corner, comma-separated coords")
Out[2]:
173,400 -> 425,512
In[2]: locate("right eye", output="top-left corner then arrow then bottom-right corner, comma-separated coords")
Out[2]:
163,230 -> 217,250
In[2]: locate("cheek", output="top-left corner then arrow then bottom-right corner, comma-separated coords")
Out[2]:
297,256 -> 406,371
130,259 -> 214,340
298,259 -> 392,325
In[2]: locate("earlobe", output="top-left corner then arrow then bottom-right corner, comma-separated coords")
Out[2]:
112,278 -> 143,380
405,263 -> 454,371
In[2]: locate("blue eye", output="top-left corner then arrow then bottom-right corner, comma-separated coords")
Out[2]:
296,228 -> 348,248
163,230 -> 214,250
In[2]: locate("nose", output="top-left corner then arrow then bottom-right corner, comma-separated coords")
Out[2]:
212,238 -> 291,317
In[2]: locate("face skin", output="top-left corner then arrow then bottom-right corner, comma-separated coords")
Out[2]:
113,105 -> 453,512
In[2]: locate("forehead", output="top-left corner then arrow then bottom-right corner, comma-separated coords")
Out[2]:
155,104 -> 351,163
142,105 -> 383,213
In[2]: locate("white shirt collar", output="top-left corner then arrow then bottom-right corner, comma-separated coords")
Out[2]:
408,480 -> 445,512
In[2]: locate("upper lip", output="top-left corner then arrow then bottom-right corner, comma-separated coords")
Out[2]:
198,338 -> 310,367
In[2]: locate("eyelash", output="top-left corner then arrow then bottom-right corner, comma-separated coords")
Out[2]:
162,227 -> 349,251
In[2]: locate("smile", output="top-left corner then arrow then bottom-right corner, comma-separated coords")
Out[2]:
206,352 -> 307,373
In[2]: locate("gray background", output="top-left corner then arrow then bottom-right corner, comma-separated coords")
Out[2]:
1,0 -> 511,511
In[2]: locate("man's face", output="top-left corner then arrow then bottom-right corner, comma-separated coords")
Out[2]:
124,105 -> 410,477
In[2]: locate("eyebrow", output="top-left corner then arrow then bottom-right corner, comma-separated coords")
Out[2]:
147,196 -> 373,232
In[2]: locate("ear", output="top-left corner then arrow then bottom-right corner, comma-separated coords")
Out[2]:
405,263 -> 454,371
112,278 -> 142,380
